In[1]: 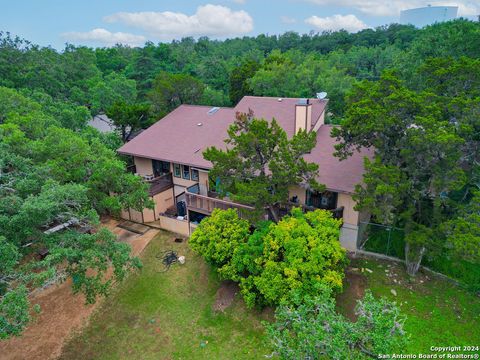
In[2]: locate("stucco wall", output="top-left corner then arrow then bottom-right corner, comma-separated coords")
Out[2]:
129,208 -> 143,223
156,215 -> 189,236
143,208 -> 155,223
153,188 -> 175,214
337,193 -> 359,226
134,157 -> 153,176
288,185 -> 306,204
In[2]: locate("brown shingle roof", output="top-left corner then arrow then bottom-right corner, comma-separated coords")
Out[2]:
118,96 -> 370,193
305,125 -> 373,194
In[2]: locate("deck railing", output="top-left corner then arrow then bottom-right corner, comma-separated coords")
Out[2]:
147,172 -> 173,196
185,191 -> 257,220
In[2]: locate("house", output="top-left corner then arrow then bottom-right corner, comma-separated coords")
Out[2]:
117,96 -> 371,250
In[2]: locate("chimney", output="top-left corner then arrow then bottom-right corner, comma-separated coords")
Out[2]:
295,98 -> 312,134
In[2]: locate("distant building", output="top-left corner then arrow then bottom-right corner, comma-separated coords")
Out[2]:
400,5 -> 458,28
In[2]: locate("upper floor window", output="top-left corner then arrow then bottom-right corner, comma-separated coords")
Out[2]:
173,163 -> 181,178
152,160 -> 171,177
182,165 -> 190,180
191,169 -> 199,181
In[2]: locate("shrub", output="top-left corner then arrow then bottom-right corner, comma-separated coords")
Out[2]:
192,208 -> 348,308
266,286 -> 408,360
189,208 -> 250,270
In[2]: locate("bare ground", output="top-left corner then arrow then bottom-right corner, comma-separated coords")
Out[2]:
213,280 -> 240,312
0,218 -> 159,360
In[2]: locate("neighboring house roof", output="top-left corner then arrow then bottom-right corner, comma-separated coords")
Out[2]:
88,114 -> 115,133
118,96 -> 370,194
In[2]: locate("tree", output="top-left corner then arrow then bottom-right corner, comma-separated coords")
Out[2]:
149,71 -> 205,115
0,90 -> 153,337
89,72 -> 137,115
106,101 -> 153,142
266,286 -> 407,360
332,72 -> 465,275
190,208 -> 347,308
204,110 -> 322,221
226,208 -> 346,307
228,58 -> 260,104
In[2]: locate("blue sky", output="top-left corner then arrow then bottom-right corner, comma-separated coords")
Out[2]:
1,0 -> 478,49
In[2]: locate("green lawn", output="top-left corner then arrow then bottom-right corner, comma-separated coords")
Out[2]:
337,258 -> 480,353
61,231 -> 480,359
60,231 -> 272,360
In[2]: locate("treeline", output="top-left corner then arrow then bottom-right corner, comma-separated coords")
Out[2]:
1,20 -> 479,124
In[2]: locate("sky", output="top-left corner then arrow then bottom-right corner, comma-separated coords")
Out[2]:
1,0 -> 478,49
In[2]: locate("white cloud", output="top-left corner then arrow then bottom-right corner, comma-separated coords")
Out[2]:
103,4 -> 254,39
305,14 -> 369,32
280,16 -> 297,24
62,28 -> 146,46
304,0 -> 479,17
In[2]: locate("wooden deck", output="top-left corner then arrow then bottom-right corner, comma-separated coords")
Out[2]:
147,173 -> 173,196
185,191 -> 257,220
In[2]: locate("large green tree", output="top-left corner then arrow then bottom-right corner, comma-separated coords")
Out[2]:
106,101 -> 153,142
149,71 -> 205,115
0,89 -> 152,338
204,110 -> 322,221
333,72 -> 466,275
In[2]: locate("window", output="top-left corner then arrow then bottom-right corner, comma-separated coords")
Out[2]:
173,163 -> 181,178
152,160 -> 171,177
191,169 -> 199,181
182,165 -> 190,180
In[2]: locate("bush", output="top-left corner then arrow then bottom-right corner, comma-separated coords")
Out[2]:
266,286 -> 408,360
189,208 -> 250,270
191,208 -> 348,308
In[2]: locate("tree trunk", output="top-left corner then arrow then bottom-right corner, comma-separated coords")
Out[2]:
268,205 -> 280,223
405,242 -> 425,276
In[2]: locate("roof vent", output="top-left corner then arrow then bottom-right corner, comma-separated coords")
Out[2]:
208,107 -> 220,115
197,122 -> 203,126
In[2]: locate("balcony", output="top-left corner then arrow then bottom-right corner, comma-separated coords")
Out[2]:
185,190 -> 257,220
145,172 -> 173,196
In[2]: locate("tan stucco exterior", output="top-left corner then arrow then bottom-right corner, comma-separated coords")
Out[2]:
337,193 -> 359,226
134,157 -> 153,176
153,188 -> 175,214
288,185 -> 307,204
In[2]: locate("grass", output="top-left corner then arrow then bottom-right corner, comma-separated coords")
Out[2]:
61,230 -> 480,359
60,231 -> 272,360
337,257 -> 480,353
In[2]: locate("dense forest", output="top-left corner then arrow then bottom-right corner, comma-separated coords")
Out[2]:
0,19 -> 479,338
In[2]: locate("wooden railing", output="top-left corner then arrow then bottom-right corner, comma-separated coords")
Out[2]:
147,172 -> 173,196
185,191 -> 257,220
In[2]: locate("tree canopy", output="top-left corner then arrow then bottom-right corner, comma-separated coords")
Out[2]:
204,110 -> 322,221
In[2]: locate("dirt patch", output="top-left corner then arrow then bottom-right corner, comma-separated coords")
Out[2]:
0,219 -> 159,360
336,270 -> 367,321
213,281 -> 239,312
